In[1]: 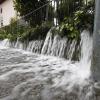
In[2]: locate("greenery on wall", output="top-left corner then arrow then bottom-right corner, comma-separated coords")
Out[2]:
57,0 -> 95,39
0,19 -> 52,41
19,21 -> 52,41
0,0 -> 95,41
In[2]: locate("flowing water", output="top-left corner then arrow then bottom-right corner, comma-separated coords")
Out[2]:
0,30 -> 96,100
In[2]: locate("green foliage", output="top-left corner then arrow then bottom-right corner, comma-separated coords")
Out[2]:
0,29 -> 7,40
20,21 -> 52,41
57,0 -> 94,32
0,28 -> 17,41
58,0 -> 95,39
74,0 -> 95,31
59,20 -> 79,39
14,0 -> 47,16
13,0 -> 51,26
0,0 -> 95,41
0,14 -> 52,42
57,0 -> 84,23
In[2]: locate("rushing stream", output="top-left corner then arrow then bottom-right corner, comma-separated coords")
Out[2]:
0,30 -> 96,100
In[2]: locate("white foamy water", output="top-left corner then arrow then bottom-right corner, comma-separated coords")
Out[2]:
0,39 -> 10,49
0,30 -> 95,100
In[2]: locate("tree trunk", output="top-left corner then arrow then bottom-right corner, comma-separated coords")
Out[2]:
91,0 -> 100,82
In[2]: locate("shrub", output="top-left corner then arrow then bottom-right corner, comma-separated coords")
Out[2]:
74,9 -> 94,32
58,17 -> 80,40
20,21 -> 52,41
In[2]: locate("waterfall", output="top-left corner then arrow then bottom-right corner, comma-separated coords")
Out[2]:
26,40 -> 44,53
79,30 -> 93,77
41,29 -> 78,59
0,29 -> 93,81
0,29 -> 92,61
0,29 -> 80,60
0,39 -> 10,48
0,29 -> 95,100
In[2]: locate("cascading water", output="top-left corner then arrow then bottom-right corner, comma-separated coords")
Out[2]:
41,29 -> 78,59
0,29 -> 96,100
0,39 -> 10,48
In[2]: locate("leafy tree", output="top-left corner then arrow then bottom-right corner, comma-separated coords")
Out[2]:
13,0 -> 49,26
74,0 -> 95,31
57,0 -> 84,23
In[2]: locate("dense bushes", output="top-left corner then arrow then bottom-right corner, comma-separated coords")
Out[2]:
74,0 -> 94,32
57,0 -> 94,39
57,0 -> 84,23
0,0 -> 94,41
59,17 -> 80,39
0,21 -> 52,41
20,21 -> 52,41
